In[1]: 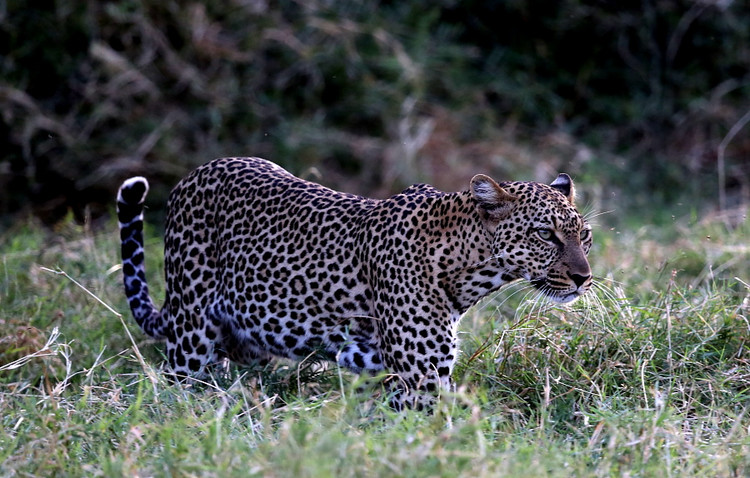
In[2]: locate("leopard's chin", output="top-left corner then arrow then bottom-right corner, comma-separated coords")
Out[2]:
548,291 -> 583,304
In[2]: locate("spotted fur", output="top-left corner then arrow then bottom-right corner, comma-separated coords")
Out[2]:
117,157 -> 592,408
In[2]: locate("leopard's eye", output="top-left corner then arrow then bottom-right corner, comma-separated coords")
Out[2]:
580,228 -> 591,242
537,229 -> 554,241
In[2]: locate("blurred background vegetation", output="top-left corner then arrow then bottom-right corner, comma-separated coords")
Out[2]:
1,0 -> 748,229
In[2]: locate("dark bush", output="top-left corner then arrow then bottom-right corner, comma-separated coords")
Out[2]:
1,0 -> 748,227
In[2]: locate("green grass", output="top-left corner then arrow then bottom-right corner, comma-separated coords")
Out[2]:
1,214 -> 749,477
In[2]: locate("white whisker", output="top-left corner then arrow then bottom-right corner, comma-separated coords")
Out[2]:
582,209 -> 614,226
476,280 -> 530,316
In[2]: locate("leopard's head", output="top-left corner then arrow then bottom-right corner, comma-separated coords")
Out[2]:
471,173 -> 592,303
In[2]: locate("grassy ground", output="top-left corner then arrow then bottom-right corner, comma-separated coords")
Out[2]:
1,211 -> 749,477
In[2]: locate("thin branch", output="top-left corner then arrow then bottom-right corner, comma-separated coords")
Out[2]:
717,108 -> 750,212
39,266 -> 156,383
40,267 -> 122,318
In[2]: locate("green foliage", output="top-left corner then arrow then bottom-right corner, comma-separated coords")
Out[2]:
1,1 -> 749,226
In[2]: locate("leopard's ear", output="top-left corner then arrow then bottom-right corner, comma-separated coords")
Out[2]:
470,174 -> 517,226
550,173 -> 576,205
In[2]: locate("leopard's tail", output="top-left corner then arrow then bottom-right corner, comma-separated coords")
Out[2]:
117,177 -> 166,340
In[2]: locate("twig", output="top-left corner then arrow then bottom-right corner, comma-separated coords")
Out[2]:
665,270 -> 676,375
718,108 -> 750,212
40,267 -> 122,318
666,2 -> 708,67
39,267 -> 155,383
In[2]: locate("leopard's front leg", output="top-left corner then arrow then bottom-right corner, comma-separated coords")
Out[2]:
376,308 -> 459,410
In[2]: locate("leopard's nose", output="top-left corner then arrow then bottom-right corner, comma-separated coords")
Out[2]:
569,272 -> 591,288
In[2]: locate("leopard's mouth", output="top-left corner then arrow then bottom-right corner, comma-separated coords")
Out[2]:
529,278 -> 585,304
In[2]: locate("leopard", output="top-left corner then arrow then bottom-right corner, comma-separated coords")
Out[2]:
117,157 -> 593,408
